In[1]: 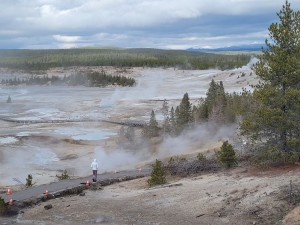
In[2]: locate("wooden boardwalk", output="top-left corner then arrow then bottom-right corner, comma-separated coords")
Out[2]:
0,117 -> 145,127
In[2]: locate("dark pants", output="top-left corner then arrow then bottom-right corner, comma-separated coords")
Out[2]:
92,170 -> 97,181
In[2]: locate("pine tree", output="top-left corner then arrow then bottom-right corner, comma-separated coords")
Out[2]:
161,99 -> 169,119
143,110 -> 159,138
161,99 -> 171,134
192,105 -> 199,124
199,79 -> 227,122
147,159 -> 166,186
149,110 -> 159,137
179,93 -> 193,124
125,127 -> 135,143
176,93 -> 193,133
205,79 -> 218,117
210,81 -> 226,122
241,1 -> 300,152
6,95 -> 11,103
169,106 -> 177,136
217,141 -> 237,168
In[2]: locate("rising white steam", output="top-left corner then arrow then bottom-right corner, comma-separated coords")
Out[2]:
100,70 -> 167,107
94,147 -> 144,171
239,56 -> 259,70
157,123 -> 239,158
88,123 -> 239,173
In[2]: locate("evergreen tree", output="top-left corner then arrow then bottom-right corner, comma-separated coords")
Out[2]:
192,105 -> 199,124
174,106 -> 180,133
176,93 -> 193,132
161,99 -> 171,134
217,141 -> 237,168
210,81 -> 227,123
143,110 -> 159,138
6,95 -> 11,103
205,79 -> 218,117
147,159 -> 166,186
241,1 -> 300,152
169,106 -> 177,136
198,79 -> 227,122
125,126 -> 135,143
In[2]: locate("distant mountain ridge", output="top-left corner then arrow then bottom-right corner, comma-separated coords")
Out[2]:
187,44 -> 266,52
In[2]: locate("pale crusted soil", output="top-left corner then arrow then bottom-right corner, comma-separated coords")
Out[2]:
5,166 -> 300,225
0,66 -> 258,187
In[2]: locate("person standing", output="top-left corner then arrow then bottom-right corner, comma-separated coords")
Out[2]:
91,159 -> 99,182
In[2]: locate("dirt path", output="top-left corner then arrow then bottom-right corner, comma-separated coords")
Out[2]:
3,165 -> 300,225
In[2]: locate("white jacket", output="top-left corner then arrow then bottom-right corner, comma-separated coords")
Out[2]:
91,159 -> 99,170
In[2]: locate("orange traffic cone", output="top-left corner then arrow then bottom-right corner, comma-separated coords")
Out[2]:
86,180 -> 90,186
44,190 -> 49,196
9,199 -> 13,206
6,188 -> 11,195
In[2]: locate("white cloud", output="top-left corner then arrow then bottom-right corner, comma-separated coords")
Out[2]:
164,44 -> 193,50
58,43 -> 79,49
53,35 -> 81,42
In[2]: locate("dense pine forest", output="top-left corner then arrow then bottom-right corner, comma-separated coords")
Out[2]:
0,48 -> 251,71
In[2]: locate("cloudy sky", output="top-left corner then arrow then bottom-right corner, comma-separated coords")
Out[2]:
1,0 -> 300,49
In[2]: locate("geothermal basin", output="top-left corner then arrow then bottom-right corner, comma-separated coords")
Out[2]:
0,66 -> 258,187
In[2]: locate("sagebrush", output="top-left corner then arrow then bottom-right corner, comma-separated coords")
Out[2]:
56,169 -> 70,180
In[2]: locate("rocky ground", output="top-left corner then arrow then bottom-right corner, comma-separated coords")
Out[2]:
2,165 -> 300,225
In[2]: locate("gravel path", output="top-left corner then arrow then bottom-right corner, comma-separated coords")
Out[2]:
0,167 -> 151,203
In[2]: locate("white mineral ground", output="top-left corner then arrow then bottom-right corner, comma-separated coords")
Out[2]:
2,61 -> 300,225
0,62 -> 258,188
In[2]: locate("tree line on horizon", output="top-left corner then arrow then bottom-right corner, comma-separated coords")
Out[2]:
0,48 -> 251,71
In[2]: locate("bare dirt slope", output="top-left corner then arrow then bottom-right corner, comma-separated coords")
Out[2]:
6,165 -> 300,225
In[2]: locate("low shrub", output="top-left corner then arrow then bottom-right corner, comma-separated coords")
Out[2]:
56,169 -> 70,180
0,197 -> 7,215
165,156 -> 218,177
25,174 -> 33,187
197,153 -> 206,161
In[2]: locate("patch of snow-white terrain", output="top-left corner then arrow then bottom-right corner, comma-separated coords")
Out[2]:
0,66 -> 258,186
